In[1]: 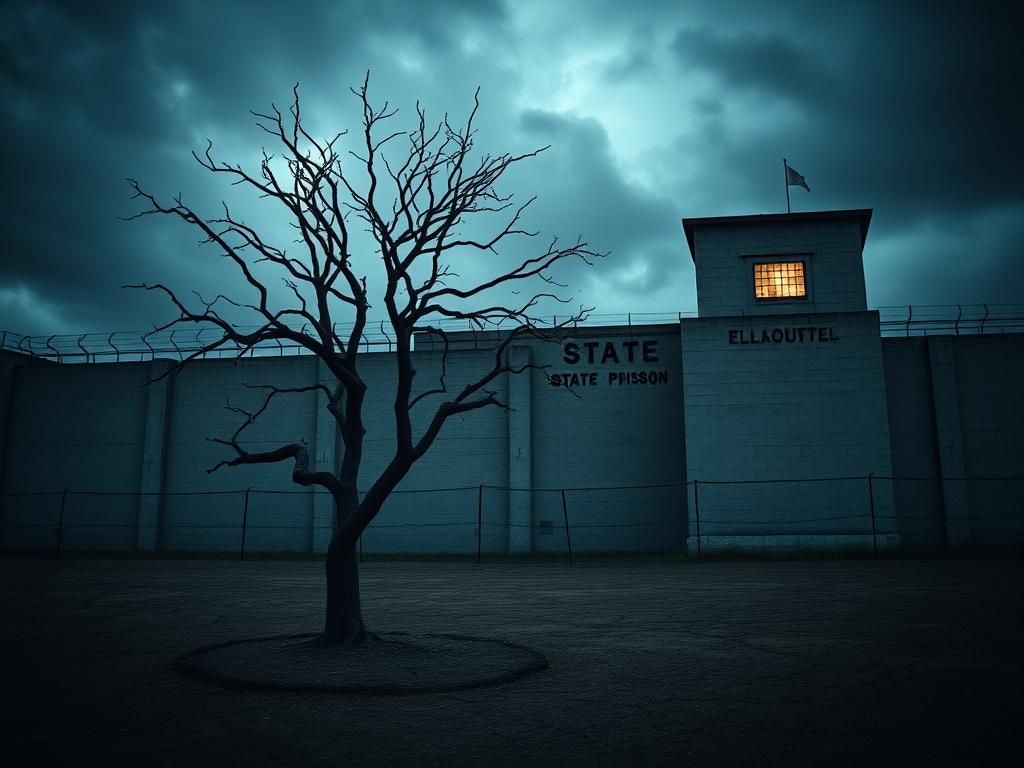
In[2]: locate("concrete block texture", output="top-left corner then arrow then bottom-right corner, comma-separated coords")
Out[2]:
681,311 -> 897,548
507,346 -> 532,553
692,217 -> 869,318
1,361 -> 150,551
312,359 -> 338,553
0,324 -> 1020,555
137,360 -> 174,551
161,356 -> 319,553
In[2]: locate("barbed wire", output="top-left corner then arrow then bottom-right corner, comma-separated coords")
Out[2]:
3,304 -> 1022,363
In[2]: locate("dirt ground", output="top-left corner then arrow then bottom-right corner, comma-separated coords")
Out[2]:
1,557 -> 1020,767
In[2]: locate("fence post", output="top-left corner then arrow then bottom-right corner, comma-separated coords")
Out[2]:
693,480 -> 701,560
56,489 -> 68,559
561,489 -> 574,567
240,488 -> 251,561
477,485 -> 483,565
867,474 -> 878,558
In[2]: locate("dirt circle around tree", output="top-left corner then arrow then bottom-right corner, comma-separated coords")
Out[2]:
174,631 -> 549,694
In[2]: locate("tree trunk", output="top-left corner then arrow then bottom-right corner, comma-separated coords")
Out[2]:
321,458 -> 397,645
323,533 -> 366,645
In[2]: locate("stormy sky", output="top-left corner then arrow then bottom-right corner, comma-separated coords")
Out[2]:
2,0 -> 1022,339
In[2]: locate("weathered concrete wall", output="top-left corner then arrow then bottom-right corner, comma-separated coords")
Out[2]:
880,338 -> 945,548
954,335 -> 1024,475
956,335 -> 1024,548
882,333 -> 1024,550
1,361 -> 150,551
0,348 -> 516,554
0,326 -> 1019,555
0,351 -> 52,549
681,311 -> 898,552
524,326 -> 687,553
161,356 -> 320,553
692,217 -> 868,318
355,348 -> 510,554
955,335 -> 1024,548
385,327 -> 688,553
0,351 -> 42,498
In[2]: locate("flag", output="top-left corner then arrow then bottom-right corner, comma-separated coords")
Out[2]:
786,164 -> 810,192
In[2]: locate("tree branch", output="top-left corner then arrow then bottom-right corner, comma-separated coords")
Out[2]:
205,383 -> 342,494
126,75 -> 601,546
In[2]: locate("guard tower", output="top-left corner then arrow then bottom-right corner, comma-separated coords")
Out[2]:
679,210 -> 898,552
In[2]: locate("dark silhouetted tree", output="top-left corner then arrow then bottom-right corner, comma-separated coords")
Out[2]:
127,77 -> 600,644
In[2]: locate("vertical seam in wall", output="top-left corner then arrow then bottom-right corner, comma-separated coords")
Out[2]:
155,365 -> 174,550
678,320 -> 690,542
948,339 -> 971,544
507,345 -> 531,554
868,311 -> 895,476
311,359 -> 319,553
311,357 -> 340,554
312,358 -> 332,553
333,367 -> 342,546
136,369 -> 148,502
922,339 -> 949,548
138,360 -> 174,552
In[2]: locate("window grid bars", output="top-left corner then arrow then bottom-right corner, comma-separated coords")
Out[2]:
754,261 -> 806,299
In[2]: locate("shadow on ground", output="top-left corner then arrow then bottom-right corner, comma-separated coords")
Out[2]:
1,557 -> 1020,766
176,630 -> 547,693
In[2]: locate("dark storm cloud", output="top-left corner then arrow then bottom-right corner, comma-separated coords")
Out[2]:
0,0 -> 510,334
515,109 -> 681,296
393,106 -> 685,319
1,0 -> 1021,336
669,3 -> 1024,221
671,26 -> 830,103
666,1 -> 1024,305
1,0 -> 505,135
601,27 -> 656,82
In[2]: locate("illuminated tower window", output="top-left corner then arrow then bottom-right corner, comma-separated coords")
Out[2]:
754,261 -> 806,299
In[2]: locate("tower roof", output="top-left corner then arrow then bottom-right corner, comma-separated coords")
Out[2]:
681,209 -> 873,261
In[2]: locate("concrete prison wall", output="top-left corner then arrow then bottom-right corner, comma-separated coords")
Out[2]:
1,360 -> 150,551
0,327 -> 1020,555
882,334 -> 1024,550
680,311 -> 898,553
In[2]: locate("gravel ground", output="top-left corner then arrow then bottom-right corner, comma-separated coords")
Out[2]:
1,557 -> 1020,767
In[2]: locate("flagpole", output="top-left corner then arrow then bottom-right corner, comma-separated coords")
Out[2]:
783,158 -> 791,214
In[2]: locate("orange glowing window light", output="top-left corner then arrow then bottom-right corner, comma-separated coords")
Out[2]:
754,262 -> 806,299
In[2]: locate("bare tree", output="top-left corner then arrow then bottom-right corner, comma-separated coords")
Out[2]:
126,76 -> 600,645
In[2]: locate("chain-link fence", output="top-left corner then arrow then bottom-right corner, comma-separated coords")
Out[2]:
690,476 -> 897,555
1,476 -> 1021,559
